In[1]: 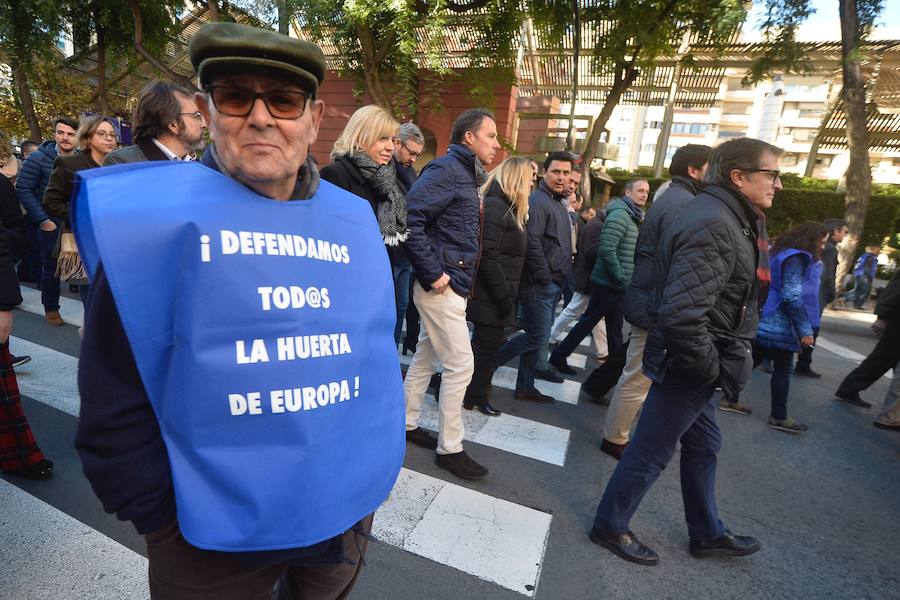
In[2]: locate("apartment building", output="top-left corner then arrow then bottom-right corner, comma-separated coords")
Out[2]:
576,73 -> 900,183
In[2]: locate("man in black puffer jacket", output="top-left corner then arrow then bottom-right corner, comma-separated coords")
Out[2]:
589,137 -> 783,567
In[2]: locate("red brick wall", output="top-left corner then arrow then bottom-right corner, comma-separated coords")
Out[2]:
313,69 -> 518,170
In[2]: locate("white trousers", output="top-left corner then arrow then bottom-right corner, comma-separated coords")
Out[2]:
602,327 -> 652,445
404,282 -> 473,454
549,291 -> 608,357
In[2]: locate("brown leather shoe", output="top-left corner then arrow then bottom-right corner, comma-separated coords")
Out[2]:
600,438 -> 628,460
45,310 -> 64,327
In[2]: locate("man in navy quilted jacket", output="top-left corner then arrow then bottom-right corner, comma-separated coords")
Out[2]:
589,137 -> 782,566
402,108 -> 500,480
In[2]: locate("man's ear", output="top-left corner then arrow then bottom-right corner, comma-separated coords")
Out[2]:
728,168 -> 744,189
196,92 -> 212,128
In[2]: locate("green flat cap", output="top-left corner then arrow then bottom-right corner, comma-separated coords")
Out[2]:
189,22 -> 326,95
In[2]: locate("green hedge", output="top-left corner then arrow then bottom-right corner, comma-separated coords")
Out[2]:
602,176 -> 900,246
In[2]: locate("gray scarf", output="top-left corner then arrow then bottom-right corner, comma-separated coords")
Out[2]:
473,157 -> 489,188
207,144 -> 320,200
349,152 -> 408,246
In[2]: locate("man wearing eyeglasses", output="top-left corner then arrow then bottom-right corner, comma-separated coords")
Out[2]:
392,122 -> 425,191
589,137 -> 782,566
76,22 -> 403,599
105,80 -> 206,166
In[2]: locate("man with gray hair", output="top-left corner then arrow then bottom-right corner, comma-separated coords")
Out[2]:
391,122 -> 425,346
393,122 -> 425,191
549,177 -> 649,374
589,137 -> 781,566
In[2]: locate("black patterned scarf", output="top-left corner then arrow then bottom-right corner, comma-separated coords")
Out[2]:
349,152 -> 409,246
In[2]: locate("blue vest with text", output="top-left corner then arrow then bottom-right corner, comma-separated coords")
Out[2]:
73,161 -> 405,552
762,249 -> 823,329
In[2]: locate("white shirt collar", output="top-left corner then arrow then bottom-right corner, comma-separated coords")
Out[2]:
152,138 -> 190,161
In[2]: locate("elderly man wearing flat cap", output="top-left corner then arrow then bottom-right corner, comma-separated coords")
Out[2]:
74,22 -> 405,600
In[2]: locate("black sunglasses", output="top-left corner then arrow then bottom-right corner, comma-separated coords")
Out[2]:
207,86 -> 313,120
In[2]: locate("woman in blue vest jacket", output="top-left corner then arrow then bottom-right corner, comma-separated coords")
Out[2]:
756,222 -> 830,433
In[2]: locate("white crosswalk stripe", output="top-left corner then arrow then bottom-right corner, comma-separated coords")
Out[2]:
373,469 -> 551,596
18,286 -> 85,327
0,479 -> 149,600
399,353 -> 585,405
417,393 -> 570,466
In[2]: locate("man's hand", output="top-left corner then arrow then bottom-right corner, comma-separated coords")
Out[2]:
800,335 -> 815,348
871,319 -> 888,337
0,311 -> 12,343
39,219 -> 57,232
431,273 -> 451,294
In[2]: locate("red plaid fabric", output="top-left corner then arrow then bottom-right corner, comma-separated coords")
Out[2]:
0,343 -> 45,472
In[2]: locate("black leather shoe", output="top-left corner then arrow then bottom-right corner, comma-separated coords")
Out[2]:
874,421 -> 900,432
463,402 -> 502,417
689,530 -> 761,558
435,451 -> 488,479
8,459 -> 54,481
589,528 -> 659,566
406,428 -> 438,449
581,387 -> 609,405
835,393 -> 872,408
535,368 -> 564,383
515,389 -> 556,403
794,367 -> 822,379
548,354 -> 577,375
429,374 -> 442,402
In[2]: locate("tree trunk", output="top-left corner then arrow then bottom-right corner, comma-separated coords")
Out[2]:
95,20 -> 110,114
565,0 -> 580,152
277,0 -> 290,35
207,0 -> 219,22
836,0 -> 873,292
11,62 -> 42,141
355,22 -> 395,113
581,64 -> 639,205
129,0 -> 199,91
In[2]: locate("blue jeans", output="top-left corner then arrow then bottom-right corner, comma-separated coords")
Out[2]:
392,261 -> 413,344
764,347 -> 794,420
495,281 -> 560,392
852,276 -> 872,309
593,373 -> 725,542
38,222 -> 62,312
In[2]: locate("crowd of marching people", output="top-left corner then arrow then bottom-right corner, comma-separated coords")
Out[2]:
0,19 -> 897,599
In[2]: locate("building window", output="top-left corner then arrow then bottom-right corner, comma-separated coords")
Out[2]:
641,144 -> 656,154
718,130 -> 743,139
671,122 -> 708,135
646,121 -> 663,129
616,135 -> 629,146
665,145 -> 679,160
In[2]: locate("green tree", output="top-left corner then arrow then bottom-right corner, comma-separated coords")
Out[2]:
288,0 -> 521,119
546,0 -> 749,174
0,57 -> 125,139
0,0 -> 69,140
